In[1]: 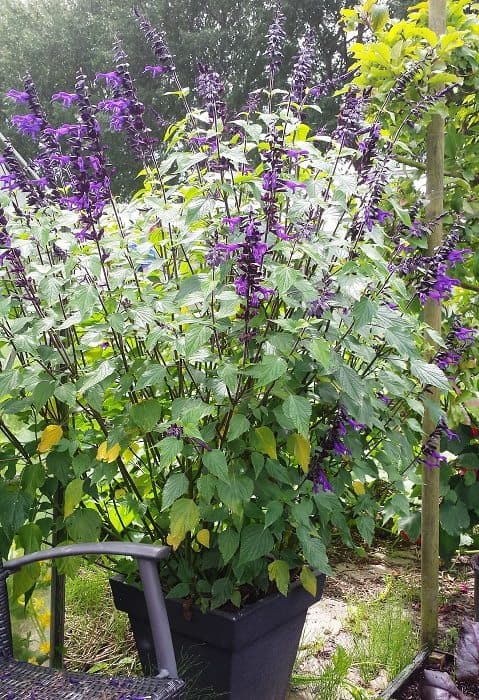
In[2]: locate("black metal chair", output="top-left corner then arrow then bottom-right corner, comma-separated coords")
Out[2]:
0,542 -> 184,699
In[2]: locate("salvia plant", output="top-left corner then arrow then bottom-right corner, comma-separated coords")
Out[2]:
0,4 -> 476,610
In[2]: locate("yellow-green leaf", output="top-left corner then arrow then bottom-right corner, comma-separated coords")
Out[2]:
96,441 -> 121,463
12,562 -> 41,600
300,565 -> 317,597
167,498 -> 200,551
288,433 -> 311,473
254,426 -> 277,459
267,559 -> 290,597
64,478 -> 83,518
37,424 -> 63,453
197,529 -> 210,548
352,480 -> 366,496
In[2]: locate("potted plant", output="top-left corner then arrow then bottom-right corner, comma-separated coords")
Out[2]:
0,6 -> 475,699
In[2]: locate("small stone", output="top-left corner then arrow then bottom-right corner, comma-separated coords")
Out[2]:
428,651 -> 446,668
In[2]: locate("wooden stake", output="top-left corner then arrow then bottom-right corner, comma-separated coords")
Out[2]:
421,0 -> 447,649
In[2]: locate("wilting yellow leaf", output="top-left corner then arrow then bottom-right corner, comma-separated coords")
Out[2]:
166,533 -> 183,551
300,565 -> 317,597
106,443 -> 121,463
352,480 -> 366,496
96,441 -> 108,461
96,441 -> 121,462
37,425 -> 63,453
196,529 -> 210,548
288,433 -> 311,473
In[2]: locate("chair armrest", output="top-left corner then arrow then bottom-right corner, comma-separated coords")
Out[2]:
4,542 -> 170,573
3,541 -> 178,678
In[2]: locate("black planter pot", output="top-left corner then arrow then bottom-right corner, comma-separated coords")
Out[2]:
110,573 -> 325,700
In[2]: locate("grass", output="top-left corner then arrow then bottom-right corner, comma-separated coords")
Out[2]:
347,579 -> 420,684
64,565 -> 140,675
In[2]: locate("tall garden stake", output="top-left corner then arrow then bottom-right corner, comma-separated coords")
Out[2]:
421,0 -> 447,648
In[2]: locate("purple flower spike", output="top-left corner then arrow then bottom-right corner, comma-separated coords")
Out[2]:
265,6 -> 287,77
290,29 -> 316,104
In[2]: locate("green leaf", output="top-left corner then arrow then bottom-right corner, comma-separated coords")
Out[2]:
217,473 -> 254,513
64,478 -> 83,518
12,563 -> 40,600
66,508 -> 101,542
268,559 -> 290,596
161,472 -> 189,511
32,380 -> 57,410
0,490 -> 32,539
300,566 -> 318,597
166,582 -> 190,599
440,500 -> 470,537
53,383 -> 77,407
410,360 -> 450,392
171,398 -> 214,426
158,436 -> 183,468
130,399 -> 163,432
16,523 -> 42,554
264,501 -> 283,528
135,364 -> 167,391
167,498 -> 200,550
227,414 -> 250,442
283,395 -> 311,436
297,527 -> 331,574
21,464 -> 45,497
202,449 -> 229,481
353,298 -> 377,329
79,361 -> 116,394
253,427 -> 277,459
355,515 -> 375,545
247,355 -> 288,384
383,325 -> 416,357
218,529 -> 240,564
309,338 -> 331,370
238,524 -> 274,565
337,366 -> 364,405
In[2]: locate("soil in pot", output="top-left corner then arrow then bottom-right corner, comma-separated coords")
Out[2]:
393,656 -> 479,700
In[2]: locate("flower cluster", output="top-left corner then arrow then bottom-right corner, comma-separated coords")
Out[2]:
395,222 -> 470,303
308,407 -> 365,492
422,418 -> 457,470
234,216 -> 273,318
97,43 -> 154,159
434,319 -> 477,371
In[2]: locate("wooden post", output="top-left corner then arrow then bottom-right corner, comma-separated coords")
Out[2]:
421,0 -> 447,649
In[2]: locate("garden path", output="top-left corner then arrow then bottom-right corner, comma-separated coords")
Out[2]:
287,545 -> 476,699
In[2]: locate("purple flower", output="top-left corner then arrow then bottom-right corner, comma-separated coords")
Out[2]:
96,71 -> 123,87
166,424 -> 183,439
205,242 -> 240,268
11,113 -> 43,137
421,418 -> 457,469
309,275 -> 334,319
144,65 -> 169,77
51,91 -> 78,107
6,89 -> 30,103
313,469 -> 333,493
283,180 -> 306,193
